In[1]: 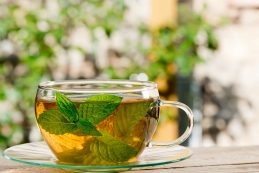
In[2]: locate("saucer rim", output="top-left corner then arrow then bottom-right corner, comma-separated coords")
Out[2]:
3,141 -> 192,170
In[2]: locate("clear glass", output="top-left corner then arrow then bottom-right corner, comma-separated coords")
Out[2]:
34,80 -> 193,166
3,141 -> 192,172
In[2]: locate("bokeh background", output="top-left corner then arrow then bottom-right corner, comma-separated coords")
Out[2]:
1,0 -> 259,151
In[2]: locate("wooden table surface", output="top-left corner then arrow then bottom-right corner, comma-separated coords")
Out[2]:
1,145 -> 259,173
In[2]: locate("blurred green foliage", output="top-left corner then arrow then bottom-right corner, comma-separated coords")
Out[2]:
106,5 -> 218,80
0,0 -> 125,150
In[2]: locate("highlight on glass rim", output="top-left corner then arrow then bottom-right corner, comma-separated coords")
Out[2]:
1,0 -> 259,172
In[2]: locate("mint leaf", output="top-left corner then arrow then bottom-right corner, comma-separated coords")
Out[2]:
58,132 -> 138,165
78,94 -> 122,125
37,110 -> 102,136
113,101 -> 151,137
37,110 -> 77,135
56,92 -> 79,123
75,119 -> 102,136
81,152 -> 112,165
90,132 -> 137,162
38,93 -> 122,137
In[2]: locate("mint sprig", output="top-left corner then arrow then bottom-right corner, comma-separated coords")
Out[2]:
37,92 -> 103,136
37,92 -> 122,137
37,92 -> 140,163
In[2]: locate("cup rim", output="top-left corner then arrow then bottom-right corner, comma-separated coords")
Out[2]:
38,80 -> 157,93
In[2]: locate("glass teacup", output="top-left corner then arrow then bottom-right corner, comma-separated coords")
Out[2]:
35,80 -> 193,165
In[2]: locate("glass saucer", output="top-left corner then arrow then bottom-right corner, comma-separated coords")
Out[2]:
3,142 -> 192,172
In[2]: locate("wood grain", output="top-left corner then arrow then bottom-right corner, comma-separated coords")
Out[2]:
129,163 -> 259,173
1,146 -> 259,173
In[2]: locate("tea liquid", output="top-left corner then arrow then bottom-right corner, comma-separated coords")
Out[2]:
35,96 -> 159,165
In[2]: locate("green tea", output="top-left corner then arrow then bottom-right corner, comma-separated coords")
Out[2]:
35,93 -> 159,165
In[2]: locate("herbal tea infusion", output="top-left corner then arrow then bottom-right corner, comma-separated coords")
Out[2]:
35,80 -> 193,166
35,92 -> 159,165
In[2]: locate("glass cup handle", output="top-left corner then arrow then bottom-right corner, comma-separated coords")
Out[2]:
151,100 -> 194,147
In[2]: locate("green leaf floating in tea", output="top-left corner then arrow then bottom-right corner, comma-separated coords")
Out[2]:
90,132 -> 137,163
78,94 -> 122,125
37,92 -> 122,136
56,92 -> 79,123
37,110 -> 78,135
113,101 -> 151,137
75,119 -> 101,136
75,131 -> 137,165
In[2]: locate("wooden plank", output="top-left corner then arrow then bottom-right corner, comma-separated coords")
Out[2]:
129,145 -> 259,171
0,158 -> 30,171
0,167 -> 69,173
0,158 -> 69,173
2,162 -> 259,173
128,163 -> 259,173
171,146 -> 259,167
127,146 -> 259,172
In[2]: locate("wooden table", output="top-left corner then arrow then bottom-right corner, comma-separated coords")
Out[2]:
1,146 -> 259,173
